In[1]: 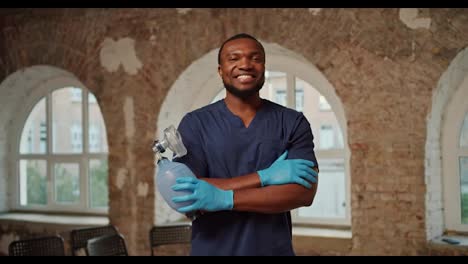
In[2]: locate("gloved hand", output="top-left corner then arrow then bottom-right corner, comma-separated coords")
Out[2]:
171,177 -> 234,213
257,150 -> 318,189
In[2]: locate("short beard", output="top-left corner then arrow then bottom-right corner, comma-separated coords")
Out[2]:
224,79 -> 265,100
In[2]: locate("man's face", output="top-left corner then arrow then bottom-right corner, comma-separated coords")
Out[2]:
218,38 -> 265,99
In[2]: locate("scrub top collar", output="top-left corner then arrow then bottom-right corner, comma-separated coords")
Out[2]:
220,98 -> 269,129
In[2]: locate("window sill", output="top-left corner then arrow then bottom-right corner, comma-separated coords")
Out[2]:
430,235 -> 468,247
292,226 -> 352,239
0,212 -> 109,226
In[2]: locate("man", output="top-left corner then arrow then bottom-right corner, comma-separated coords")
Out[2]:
171,33 -> 319,256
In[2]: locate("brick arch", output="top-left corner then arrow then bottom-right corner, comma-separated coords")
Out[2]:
6,41 -> 99,84
425,46 -> 468,240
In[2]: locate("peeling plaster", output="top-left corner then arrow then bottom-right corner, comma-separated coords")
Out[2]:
399,8 -> 431,30
410,40 -> 416,62
137,182 -> 149,197
149,35 -> 157,46
116,168 -> 127,190
124,96 -> 135,139
308,8 -> 322,16
99,37 -> 143,75
176,8 -> 192,15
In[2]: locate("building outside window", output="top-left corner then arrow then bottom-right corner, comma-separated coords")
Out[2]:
275,90 -> 287,107
71,122 -> 82,153
39,122 -> 46,153
295,89 -> 304,112
319,124 -> 334,150
70,87 -> 82,102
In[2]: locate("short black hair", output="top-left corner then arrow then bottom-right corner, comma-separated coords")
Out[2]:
217,33 -> 265,64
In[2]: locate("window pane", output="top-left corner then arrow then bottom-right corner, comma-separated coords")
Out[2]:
70,87 -> 82,102
20,98 -> 46,154
460,112 -> 468,147
295,77 -> 344,151
54,163 -> 80,204
320,125 -> 335,149
19,160 -> 47,206
319,95 -> 332,111
275,90 -> 287,107
52,88 -> 82,153
295,89 -> 304,112
460,157 -> 468,224
264,71 -> 287,106
89,93 -> 108,153
298,159 -> 346,218
211,89 -> 226,103
89,159 -> 108,208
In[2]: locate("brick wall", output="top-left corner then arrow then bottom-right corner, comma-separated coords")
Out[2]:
0,8 -> 468,255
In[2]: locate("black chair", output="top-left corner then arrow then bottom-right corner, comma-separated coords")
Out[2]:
149,224 -> 192,256
9,235 -> 65,256
86,234 -> 128,256
70,225 -> 119,256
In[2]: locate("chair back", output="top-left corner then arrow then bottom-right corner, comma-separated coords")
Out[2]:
86,234 -> 128,256
70,225 -> 119,256
149,224 -> 191,256
9,235 -> 65,256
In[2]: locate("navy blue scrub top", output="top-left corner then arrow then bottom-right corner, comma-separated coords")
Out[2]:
173,98 -> 318,256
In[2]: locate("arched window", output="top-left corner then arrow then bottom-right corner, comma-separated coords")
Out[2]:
442,75 -> 468,232
211,70 -> 349,225
15,87 -> 109,213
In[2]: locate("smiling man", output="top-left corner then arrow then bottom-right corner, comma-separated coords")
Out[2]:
171,33 -> 319,256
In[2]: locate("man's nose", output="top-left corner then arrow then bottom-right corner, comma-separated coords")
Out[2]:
238,57 -> 253,69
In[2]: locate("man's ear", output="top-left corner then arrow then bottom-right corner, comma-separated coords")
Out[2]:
218,65 -> 222,77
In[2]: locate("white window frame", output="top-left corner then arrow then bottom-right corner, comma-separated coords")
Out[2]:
11,85 -> 108,215
442,75 -> 468,232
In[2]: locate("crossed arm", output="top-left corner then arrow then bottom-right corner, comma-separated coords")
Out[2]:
172,112 -> 319,215
172,157 -> 319,215
203,171 -> 318,214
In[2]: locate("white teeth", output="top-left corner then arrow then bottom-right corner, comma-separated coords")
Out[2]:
237,75 -> 253,80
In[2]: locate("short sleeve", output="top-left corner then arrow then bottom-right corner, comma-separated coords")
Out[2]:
172,113 -> 208,177
286,113 -> 319,170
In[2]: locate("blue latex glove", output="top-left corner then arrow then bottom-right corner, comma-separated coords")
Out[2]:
257,150 -> 318,189
171,177 -> 234,213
